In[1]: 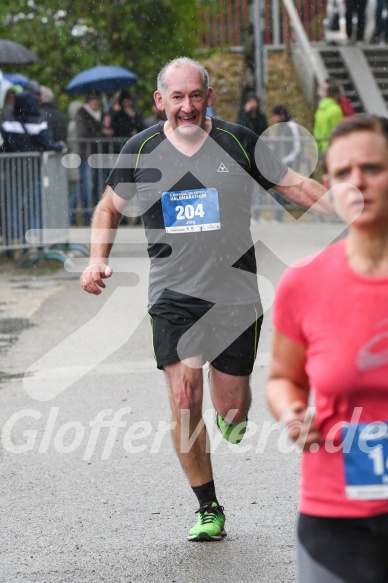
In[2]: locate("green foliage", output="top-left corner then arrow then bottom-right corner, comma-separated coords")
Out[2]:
0,0 -> 199,113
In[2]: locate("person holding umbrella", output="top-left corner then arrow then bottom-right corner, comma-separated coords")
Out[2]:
110,90 -> 145,141
69,91 -> 113,225
65,65 -> 138,226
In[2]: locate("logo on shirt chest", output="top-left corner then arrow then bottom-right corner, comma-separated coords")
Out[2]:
357,318 -> 388,372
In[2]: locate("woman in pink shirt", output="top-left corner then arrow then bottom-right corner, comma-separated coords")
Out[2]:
267,115 -> 388,583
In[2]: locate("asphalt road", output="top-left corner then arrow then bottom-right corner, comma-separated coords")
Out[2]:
0,220 -> 346,583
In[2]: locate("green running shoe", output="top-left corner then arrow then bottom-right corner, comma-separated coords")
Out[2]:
216,413 -> 248,444
187,502 -> 226,541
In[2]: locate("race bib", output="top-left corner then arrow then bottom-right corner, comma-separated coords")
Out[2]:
342,421 -> 388,499
160,188 -> 220,233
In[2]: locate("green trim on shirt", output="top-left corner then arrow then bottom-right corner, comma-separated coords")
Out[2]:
135,132 -> 161,169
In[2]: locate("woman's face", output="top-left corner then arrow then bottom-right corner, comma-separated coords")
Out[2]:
325,130 -> 388,228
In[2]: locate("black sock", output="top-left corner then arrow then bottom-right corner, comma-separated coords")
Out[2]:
192,480 -> 218,508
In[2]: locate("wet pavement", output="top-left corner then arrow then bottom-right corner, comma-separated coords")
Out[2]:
0,221 -> 346,583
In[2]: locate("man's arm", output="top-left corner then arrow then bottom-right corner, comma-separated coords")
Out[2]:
81,185 -> 124,295
275,168 -> 334,215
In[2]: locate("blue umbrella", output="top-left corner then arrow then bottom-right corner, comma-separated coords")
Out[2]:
3,72 -> 29,87
65,65 -> 138,94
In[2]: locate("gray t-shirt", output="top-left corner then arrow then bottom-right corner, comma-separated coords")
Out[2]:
106,118 -> 287,306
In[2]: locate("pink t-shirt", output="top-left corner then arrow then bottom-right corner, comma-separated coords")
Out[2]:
273,239 -> 388,517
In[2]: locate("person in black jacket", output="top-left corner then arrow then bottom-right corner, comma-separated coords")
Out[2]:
110,90 -> 145,142
236,92 -> 268,136
237,92 -> 268,220
73,91 -> 113,225
39,85 -> 68,143
1,91 -> 64,153
1,90 -> 64,245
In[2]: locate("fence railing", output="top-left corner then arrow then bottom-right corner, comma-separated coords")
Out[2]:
0,139 -> 130,262
0,152 -> 41,251
66,137 -> 127,227
257,131 -> 334,221
198,0 -> 249,48
197,0 -> 326,48
0,150 -> 78,263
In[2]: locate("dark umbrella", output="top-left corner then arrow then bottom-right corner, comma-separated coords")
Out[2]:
65,65 -> 138,94
0,40 -> 39,65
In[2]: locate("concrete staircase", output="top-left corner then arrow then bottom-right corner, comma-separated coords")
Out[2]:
312,43 -> 388,116
363,46 -> 388,109
318,47 -> 364,112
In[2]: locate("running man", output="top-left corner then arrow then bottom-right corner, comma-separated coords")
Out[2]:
81,57 -> 328,541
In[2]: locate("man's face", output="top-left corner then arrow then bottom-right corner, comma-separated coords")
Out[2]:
325,130 -> 388,227
154,64 -> 213,141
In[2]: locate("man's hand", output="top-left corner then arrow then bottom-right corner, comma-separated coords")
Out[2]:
81,264 -> 113,295
282,401 -> 320,451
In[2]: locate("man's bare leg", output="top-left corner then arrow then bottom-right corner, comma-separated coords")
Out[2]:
208,365 -> 251,424
208,365 -> 251,444
164,357 -> 212,487
164,358 -> 227,541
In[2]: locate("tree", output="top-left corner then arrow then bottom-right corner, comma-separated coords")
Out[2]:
0,0 -> 200,111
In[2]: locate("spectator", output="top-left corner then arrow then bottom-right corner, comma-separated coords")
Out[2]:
271,105 -> 302,171
313,84 -> 343,155
1,91 -> 65,245
24,80 -> 42,99
236,92 -> 268,221
270,104 -> 302,221
0,70 -> 12,109
345,0 -> 368,43
1,85 -> 23,122
73,91 -> 112,225
339,86 -> 355,117
236,92 -> 268,136
144,103 -> 167,128
371,0 -> 388,43
321,78 -> 355,117
105,91 -> 121,116
67,100 -> 83,226
39,85 -> 67,142
110,90 -> 145,139
1,91 -> 64,153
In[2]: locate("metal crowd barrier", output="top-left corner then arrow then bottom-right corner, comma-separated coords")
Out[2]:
0,150 -> 88,264
67,137 -> 127,226
254,132 -> 333,222
0,151 -> 42,251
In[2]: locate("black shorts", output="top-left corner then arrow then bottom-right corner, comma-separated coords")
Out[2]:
148,299 -> 263,376
297,512 -> 388,583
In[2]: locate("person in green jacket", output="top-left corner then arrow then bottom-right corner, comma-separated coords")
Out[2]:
313,84 -> 343,155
